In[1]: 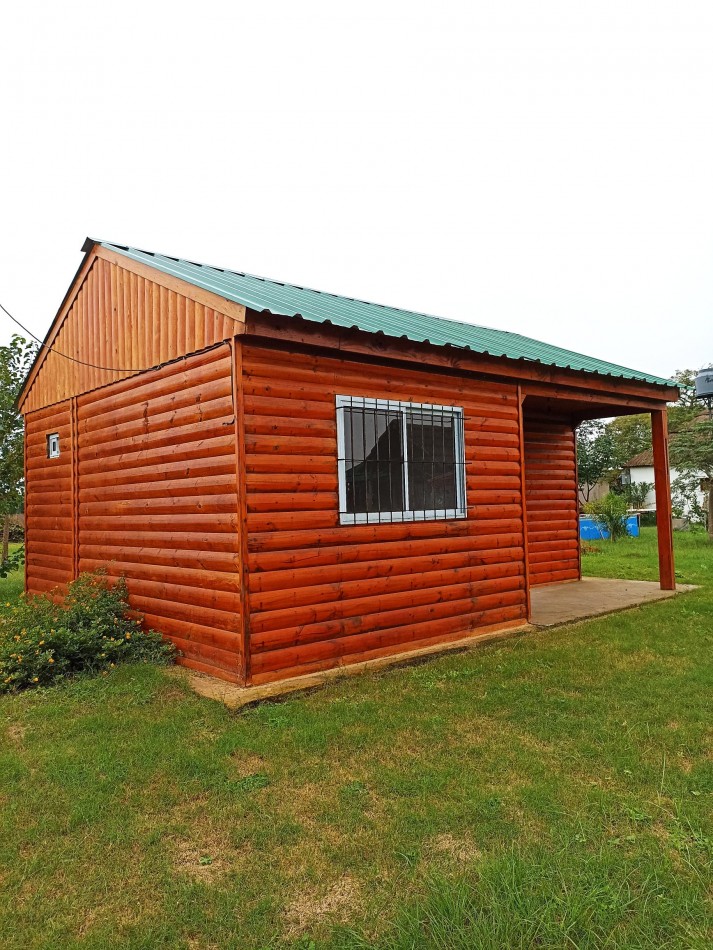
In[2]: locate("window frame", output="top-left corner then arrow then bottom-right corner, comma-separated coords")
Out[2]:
46,432 -> 60,459
335,395 -> 467,525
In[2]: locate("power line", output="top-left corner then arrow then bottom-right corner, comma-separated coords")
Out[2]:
0,300 -> 139,373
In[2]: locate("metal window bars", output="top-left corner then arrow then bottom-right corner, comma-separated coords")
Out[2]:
335,395 -> 467,524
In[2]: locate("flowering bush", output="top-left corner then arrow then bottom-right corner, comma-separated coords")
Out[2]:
0,572 -> 175,692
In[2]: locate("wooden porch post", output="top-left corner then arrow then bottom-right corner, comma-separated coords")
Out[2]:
651,408 -> 675,590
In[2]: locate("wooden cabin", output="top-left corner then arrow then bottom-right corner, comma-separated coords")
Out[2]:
17,240 -> 680,686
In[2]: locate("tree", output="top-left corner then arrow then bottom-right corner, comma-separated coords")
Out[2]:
668,369 -> 702,433
0,335 -> 37,561
576,420 -> 617,501
606,414 -> 652,469
669,415 -> 713,540
621,480 -> 654,510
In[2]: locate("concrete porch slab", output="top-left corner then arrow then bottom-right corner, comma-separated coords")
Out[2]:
530,576 -> 697,628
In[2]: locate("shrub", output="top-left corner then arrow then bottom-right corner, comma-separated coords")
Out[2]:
0,572 -> 175,692
0,544 -> 24,578
671,472 -> 707,525
621,480 -> 653,510
8,522 -> 24,543
583,492 -> 629,541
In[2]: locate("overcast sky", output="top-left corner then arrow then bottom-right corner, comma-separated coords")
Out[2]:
2,1 -> 712,379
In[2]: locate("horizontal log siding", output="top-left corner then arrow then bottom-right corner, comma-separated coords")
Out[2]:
21,256 -> 242,414
524,417 -> 580,586
25,402 -> 75,594
243,344 -> 528,684
75,344 -> 243,681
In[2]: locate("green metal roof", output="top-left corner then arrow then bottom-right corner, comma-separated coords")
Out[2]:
99,241 -> 676,389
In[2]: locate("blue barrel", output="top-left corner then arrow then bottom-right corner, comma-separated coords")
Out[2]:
579,515 -> 639,540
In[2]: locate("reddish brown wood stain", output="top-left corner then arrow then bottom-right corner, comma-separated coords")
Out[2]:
20,255 -> 243,415
243,344 -> 528,683
524,417 -> 580,586
76,345 -> 242,680
20,246 -> 674,686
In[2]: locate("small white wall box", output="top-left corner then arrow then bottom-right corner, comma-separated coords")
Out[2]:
47,433 -> 60,458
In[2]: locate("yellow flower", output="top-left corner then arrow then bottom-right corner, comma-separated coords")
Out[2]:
32,677 -> 39,683
125,633 -> 132,640
48,658 -> 54,665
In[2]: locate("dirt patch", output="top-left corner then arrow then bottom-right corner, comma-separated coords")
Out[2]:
185,938 -> 221,950
6,723 -> 27,744
229,751 -> 266,779
283,875 -> 362,936
614,650 -> 692,673
173,838 -> 227,883
76,907 -> 99,938
158,683 -> 190,703
427,832 -> 482,865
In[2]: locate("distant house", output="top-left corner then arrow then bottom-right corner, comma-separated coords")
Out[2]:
623,449 -> 706,515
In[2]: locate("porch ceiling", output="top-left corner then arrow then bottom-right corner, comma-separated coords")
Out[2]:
522,394 -> 665,423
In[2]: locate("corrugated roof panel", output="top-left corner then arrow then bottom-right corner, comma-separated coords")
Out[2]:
99,241 -> 676,388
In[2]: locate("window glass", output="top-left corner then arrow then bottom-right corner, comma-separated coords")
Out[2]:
406,409 -> 458,511
343,407 -> 404,515
336,397 -> 466,524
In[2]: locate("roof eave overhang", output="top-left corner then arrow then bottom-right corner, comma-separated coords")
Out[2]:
243,307 -> 681,407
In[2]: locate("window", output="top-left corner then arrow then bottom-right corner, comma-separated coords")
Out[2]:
336,396 -> 466,524
47,433 -> 60,459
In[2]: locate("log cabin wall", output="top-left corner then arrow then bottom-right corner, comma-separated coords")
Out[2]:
20,254 -> 244,415
523,416 -> 580,586
25,401 -> 75,594
242,342 -> 529,684
72,343 -> 243,681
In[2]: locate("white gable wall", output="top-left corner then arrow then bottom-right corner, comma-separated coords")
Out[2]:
628,464 -> 706,514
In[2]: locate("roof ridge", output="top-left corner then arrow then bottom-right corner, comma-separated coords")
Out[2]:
99,239 -> 524,337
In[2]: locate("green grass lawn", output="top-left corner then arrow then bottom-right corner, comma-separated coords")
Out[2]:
0,543 -> 24,604
1,529 -> 711,949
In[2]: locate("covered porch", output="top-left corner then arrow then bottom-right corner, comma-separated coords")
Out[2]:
521,384 -> 679,601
